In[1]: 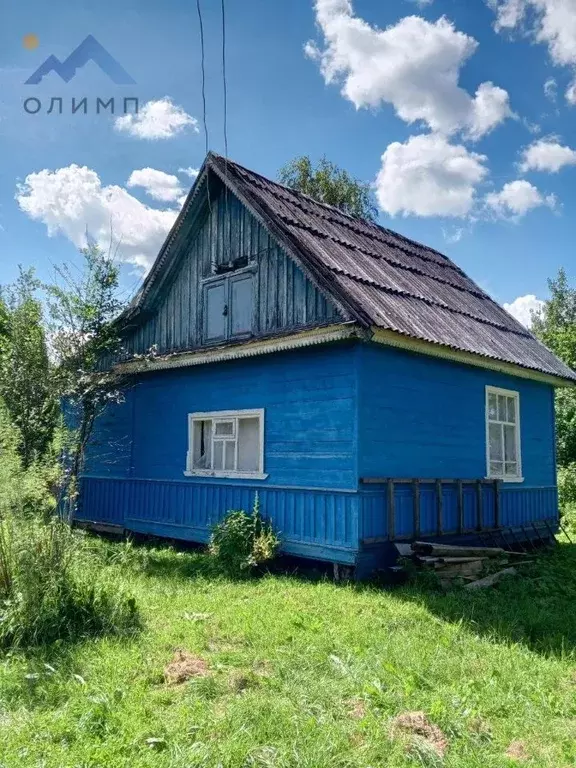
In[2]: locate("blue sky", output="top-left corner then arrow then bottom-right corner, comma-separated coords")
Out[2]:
1,0 -> 575,324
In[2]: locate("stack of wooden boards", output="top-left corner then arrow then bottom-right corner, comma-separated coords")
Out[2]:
395,541 -> 524,589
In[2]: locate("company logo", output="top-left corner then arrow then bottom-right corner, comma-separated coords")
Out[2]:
25,34 -> 135,85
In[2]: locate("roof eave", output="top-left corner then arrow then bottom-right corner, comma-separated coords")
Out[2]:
370,327 -> 576,388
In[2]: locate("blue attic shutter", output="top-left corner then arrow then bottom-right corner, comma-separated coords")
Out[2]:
230,274 -> 253,337
204,281 -> 226,342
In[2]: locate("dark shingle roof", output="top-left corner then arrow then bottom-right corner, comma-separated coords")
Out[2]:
205,153 -> 575,384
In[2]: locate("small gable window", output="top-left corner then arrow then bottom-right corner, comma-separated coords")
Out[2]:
485,386 -> 522,482
203,272 -> 254,344
185,409 -> 267,479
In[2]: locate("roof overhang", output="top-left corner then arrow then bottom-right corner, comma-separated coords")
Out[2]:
113,320 -> 574,386
371,327 -> 575,388
113,323 -> 361,374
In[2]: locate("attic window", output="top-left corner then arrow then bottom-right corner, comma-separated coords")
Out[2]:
185,409 -> 267,480
485,387 -> 522,482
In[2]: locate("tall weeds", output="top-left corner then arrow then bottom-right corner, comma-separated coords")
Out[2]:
0,405 -> 139,648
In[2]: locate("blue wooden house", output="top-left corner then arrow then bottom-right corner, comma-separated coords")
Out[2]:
79,152 -> 576,577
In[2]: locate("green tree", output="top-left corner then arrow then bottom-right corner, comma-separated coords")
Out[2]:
278,156 -> 377,221
45,245 -> 128,519
0,269 -> 57,466
532,268 -> 576,466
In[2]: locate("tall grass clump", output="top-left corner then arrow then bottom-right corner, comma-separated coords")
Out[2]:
209,495 -> 279,577
0,406 -> 139,648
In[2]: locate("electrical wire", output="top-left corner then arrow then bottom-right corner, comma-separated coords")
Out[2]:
220,0 -> 230,260
221,0 -> 229,163
195,0 -> 212,222
196,0 -> 209,157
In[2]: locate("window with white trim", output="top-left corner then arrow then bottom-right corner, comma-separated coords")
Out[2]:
186,409 -> 266,479
486,387 -> 522,481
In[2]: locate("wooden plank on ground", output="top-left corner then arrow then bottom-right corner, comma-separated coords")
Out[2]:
464,567 -> 517,589
411,541 -> 505,557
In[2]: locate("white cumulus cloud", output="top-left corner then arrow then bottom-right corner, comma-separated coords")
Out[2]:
519,137 -> 576,172
127,168 -> 184,203
503,293 -> 545,326
179,166 -> 200,180
375,133 -> 488,217
16,165 -> 178,271
115,98 -> 199,140
485,179 -> 556,219
306,3 -> 512,138
489,0 -> 576,103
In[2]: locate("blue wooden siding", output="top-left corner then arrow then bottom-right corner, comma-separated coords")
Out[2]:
356,342 -> 558,541
357,343 -> 556,486
81,339 -> 559,567
85,344 -> 358,491
117,191 -> 341,360
79,477 -> 359,564
359,484 -> 558,541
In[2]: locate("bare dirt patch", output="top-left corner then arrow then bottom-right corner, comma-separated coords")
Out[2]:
164,650 -> 210,685
506,741 -> 530,762
347,698 -> 368,719
390,711 -> 448,758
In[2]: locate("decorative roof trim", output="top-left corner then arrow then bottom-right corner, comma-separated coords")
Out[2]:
113,324 -> 362,374
371,327 -> 575,388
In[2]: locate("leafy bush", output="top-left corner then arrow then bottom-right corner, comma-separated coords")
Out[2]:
0,405 -> 58,520
558,464 -> 576,537
558,463 -> 576,510
209,496 -> 279,576
0,404 -> 139,648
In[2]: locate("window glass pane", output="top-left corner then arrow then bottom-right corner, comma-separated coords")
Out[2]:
488,393 -> 498,420
507,396 -> 516,423
497,395 -> 507,422
490,460 -> 503,476
230,276 -> 253,336
213,440 -> 224,470
192,420 -> 211,469
214,420 -> 235,437
505,461 -> 518,477
224,441 -> 236,471
237,417 -> 260,472
489,423 -> 503,462
205,282 -> 226,341
504,424 -> 517,462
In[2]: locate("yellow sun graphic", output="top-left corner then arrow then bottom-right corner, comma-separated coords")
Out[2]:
23,34 -> 39,51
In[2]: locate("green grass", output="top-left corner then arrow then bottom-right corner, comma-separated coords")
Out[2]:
2,540 -> 576,767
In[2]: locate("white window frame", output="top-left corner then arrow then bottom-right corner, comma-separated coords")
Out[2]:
184,408 -> 267,480
485,386 -> 523,482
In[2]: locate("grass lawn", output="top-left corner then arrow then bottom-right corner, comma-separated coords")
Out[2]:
2,540 -> 576,767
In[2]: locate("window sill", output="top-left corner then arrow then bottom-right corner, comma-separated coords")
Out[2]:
486,476 -> 524,484
184,470 -> 269,481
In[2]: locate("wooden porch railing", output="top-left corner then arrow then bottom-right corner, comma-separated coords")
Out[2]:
360,477 -> 501,541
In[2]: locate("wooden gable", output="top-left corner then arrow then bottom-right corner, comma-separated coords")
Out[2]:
118,183 -> 343,361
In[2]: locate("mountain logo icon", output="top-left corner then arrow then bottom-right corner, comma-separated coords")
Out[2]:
25,35 -> 135,85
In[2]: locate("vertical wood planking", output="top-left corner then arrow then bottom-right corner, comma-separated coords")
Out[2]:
435,479 -> 443,535
387,479 -> 395,541
457,480 -> 464,534
475,480 -> 483,530
113,186 -> 343,361
413,479 -> 420,538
